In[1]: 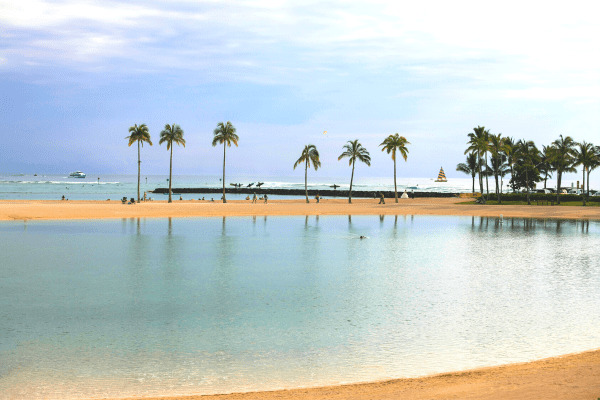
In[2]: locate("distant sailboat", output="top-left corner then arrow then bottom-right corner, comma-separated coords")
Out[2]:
435,167 -> 447,182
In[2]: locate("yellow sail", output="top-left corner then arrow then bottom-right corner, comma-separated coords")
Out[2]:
435,167 -> 447,182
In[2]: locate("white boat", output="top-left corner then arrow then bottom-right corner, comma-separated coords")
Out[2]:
69,171 -> 86,178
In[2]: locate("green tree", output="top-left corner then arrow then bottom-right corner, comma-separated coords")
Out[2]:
503,136 -> 517,192
539,145 -> 555,190
465,126 -> 489,203
487,152 -> 510,197
293,144 -> 321,203
338,139 -> 371,204
548,135 -> 577,204
514,139 -> 541,205
488,133 -> 510,203
379,133 -> 410,203
456,152 -> 480,193
159,124 -> 185,203
126,123 -> 152,202
212,121 -> 239,203
573,141 -> 595,205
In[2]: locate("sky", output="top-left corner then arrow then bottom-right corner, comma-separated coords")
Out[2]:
1,0 -> 599,180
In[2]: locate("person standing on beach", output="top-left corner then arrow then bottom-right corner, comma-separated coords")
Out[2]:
264,194 -> 268,203
252,192 -> 257,203
379,192 -> 385,204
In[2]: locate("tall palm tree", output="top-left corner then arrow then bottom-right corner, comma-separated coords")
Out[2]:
338,139 -> 371,204
589,146 -> 600,197
539,145 -> 555,189
293,144 -> 321,203
487,153 -> 510,199
574,141 -> 595,205
488,133 -> 510,202
465,126 -> 489,203
379,133 -> 410,203
159,124 -> 185,203
503,136 -> 517,192
456,152 -> 480,193
548,135 -> 576,204
126,123 -> 152,202
515,139 -> 540,205
212,121 -> 239,203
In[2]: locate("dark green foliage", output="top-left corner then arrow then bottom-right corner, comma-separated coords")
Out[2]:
509,163 -> 541,192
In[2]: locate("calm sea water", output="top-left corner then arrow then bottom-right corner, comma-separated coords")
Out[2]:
1,216 -> 599,399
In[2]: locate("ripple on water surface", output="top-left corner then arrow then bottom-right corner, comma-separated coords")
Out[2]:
0,216 -> 599,399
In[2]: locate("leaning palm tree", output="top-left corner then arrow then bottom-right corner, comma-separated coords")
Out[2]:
159,124 -> 185,203
574,141 -> 595,206
212,121 -> 239,203
126,123 -> 152,202
548,135 -> 577,204
293,144 -> 321,203
465,126 -> 489,203
515,139 -> 540,205
338,139 -> 371,204
380,133 -> 410,203
456,152 -> 480,193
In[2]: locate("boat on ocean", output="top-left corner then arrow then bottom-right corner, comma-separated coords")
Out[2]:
69,171 -> 86,178
434,167 -> 447,182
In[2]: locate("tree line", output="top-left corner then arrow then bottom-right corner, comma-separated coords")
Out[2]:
457,126 -> 599,205
126,122 -> 410,204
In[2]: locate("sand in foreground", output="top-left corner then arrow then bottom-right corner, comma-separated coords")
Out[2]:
2,198 -> 600,221
108,349 -> 600,400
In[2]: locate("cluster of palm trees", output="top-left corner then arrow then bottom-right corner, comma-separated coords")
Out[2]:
296,134 -> 410,204
457,126 -> 600,205
127,122 -> 410,204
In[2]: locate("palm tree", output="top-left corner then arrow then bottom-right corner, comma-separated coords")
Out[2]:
589,146 -> 600,197
293,144 -> 321,203
487,153 -> 510,199
574,141 -> 595,205
159,124 -> 185,203
548,135 -> 577,204
456,152 -> 480,193
465,126 -> 489,203
338,139 -> 371,203
126,123 -> 152,202
515,139 -> 540,205
212,121 -> 239,203
488,133 -> 510,202
503,136 -> 517,192
379,133 -> 410,203
539,145 -> 555,189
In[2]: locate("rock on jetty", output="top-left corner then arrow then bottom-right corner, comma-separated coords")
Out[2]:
150,187 -> 459,198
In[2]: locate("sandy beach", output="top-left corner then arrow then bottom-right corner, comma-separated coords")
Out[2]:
103,349 -> 600,400
2,198 -> 599,399
2,197 -> 600,221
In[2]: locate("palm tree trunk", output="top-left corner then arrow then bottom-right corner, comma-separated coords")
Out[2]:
587,170 -> 590,197
556,171 -> 561,205
511,166 -> 515,192
496,174 -> 500,204
526,168 -> 530,205
168,145 -> 173,203
478,159 -> 485,204
305,160 -> 309,203
349,160 -> 355,204
582,168 -> 586,206
222,143 -> 226,203
393,154 -> 398,203
472,174 -> 475,193
485,153 -> 489,196
137,140 -> 141,202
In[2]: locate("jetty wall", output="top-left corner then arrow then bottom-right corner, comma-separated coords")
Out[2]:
150,187 -> 459,198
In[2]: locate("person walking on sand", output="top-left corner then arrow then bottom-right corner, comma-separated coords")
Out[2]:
264,194 -> 268,203
379,192 -> 385,204
315,193 -> 320,203
252,192 -> 257,203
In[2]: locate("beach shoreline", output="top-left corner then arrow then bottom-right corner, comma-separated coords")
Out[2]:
2,198 -> 600,221
102,348 -> 600,400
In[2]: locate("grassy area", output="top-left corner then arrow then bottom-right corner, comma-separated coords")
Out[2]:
458,200 -> 600,206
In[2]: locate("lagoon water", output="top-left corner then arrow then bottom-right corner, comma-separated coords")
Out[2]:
1,216 -> 600,399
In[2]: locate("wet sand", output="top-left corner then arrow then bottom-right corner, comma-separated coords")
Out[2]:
2,198 -> 600,221
108,349 -> 600,400
2,198 -> 599,399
